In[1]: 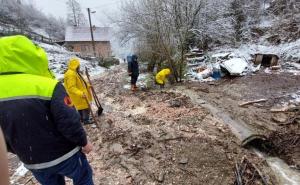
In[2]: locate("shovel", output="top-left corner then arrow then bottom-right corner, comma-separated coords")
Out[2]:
85,67 -> 104,116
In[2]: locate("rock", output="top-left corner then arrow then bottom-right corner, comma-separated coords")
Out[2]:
199,87 -> 209,93
107,119 -> 113,125
157,172 -> 165,182
110,143 -> 124,153
197,99 -> 206,104
272,113 -> 288,123
179,157 -> 188,164
169,99 -> 182,108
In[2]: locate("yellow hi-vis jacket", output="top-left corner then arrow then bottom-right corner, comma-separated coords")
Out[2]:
64,59 -> 92,110
155,68 -> 171,85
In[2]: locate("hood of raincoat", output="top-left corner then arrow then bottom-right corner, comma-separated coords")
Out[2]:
68,58 -> 80,71
163,68 -> 171,75
0,35 -> 53,78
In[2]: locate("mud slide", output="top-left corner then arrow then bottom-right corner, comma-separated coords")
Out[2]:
175,88 -> 300,185
173,87 -> 266,146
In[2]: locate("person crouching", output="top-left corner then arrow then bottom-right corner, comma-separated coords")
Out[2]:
155,68 -> 171,89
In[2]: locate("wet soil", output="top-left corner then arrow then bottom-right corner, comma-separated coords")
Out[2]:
83,66 -> 276,184
184,70 -> 300,168
10,66 -> 281,184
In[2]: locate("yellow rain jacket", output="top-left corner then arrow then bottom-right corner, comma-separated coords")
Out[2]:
155,68 -> 171,85
64,58 -> 92,110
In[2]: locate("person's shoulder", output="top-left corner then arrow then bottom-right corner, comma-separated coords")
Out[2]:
64,70 -> 76,76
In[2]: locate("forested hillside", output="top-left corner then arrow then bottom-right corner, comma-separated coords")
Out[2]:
0,0 -> 65,39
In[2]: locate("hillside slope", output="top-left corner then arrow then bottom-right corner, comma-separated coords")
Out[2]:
38,42 -> 106,79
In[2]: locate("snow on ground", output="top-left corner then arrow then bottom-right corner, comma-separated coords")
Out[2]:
37,42 -> 107,80
210,39 -> 300,62
259,17 -> 273,28
187,39 -> 300,82
10,163 -> 28,185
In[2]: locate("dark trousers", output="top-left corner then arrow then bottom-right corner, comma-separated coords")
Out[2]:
78,109 -> 90,123
155,81 -> 165,89
131,75 -> 139,85
31,152 -> 94,185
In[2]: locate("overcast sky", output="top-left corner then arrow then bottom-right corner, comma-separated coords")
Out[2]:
26,0 -> 124,26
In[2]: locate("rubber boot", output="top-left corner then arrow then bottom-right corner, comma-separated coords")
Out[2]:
131,85 -> 135,91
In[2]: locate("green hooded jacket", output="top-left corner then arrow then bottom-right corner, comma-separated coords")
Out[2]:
0,35 -> 54,78
0,35 -> 57,100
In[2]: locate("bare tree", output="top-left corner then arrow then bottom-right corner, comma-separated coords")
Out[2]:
66,0 -> 86,26
115,0 -> 300,81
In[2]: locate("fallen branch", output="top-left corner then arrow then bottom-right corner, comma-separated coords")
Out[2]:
239,99 -> 267,107
234,156 -> 268,185
235,163 -> 243,185
270,106 -> 300,113
157,136 -> 185,142
24,176 -> 34,185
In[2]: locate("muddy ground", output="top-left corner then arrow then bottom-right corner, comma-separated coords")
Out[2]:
184,71 -> 300,168
10,66 -> 300,184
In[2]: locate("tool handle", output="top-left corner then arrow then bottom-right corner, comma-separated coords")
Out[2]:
85,67 -> 102,108
84,97 -> 100,129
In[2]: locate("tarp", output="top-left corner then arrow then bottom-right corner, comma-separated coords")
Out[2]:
221,58 -> 248,75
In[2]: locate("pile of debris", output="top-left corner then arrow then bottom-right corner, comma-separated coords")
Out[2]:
268,114 -> 300,169
185,48 -> 281,82
234,157 -> 269,185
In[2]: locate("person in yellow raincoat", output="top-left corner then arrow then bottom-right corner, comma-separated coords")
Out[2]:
155,68 -> 171,88
64,58 -> 93,125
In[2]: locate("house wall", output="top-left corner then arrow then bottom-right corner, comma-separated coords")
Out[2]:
66,41 -> 112,58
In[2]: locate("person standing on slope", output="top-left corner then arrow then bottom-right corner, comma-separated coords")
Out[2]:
128,54 -> 139,91
64,58 -> 93,125
0,35 -> 94,185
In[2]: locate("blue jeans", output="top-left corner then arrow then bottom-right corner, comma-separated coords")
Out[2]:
31,152 -> 94,185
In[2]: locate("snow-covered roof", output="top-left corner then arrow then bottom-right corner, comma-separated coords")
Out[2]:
65,26 -> 111,42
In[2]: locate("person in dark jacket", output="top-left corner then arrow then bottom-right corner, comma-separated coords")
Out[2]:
0,128 -> 9,185
128,54 -> 139,91
0,35 -> 94,185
